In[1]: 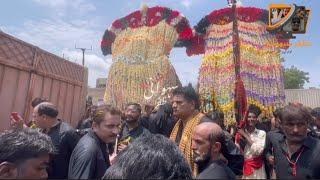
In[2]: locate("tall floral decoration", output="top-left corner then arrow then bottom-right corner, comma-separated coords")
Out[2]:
188,6 -> 288,126
101,6 -> 192,109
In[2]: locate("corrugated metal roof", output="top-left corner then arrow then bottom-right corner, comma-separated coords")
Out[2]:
285,89 -> 320,108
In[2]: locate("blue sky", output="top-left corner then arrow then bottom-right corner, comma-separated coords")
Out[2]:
1,0 -> 319,88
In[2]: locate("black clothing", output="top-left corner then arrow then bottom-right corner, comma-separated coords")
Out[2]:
46,120 -> 73,179
148,103 -> 176,137
264,129 -> 284,161
264,128 -> 284,178
197,160 -> 236,179
256,121 -> 271,132
308,125 -> 320,138
76,118 -> 92,129
222,131 -> 244,176
140,115 -> 150,130
199,117 -> 244,176
68,130 -> 110,179
119,122 -> 150,142
272,135 -> 320,179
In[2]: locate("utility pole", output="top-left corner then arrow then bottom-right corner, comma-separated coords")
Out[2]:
75,44 -> 92,66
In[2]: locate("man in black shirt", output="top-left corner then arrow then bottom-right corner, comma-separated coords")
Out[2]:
76,105 -> 97,129
139,103 -> 154,130
148,103 -> 176,137
264,108 -> 283,178
192,122 -> 235,179
117,103 -> 150,152
203,110 -> 244,176
68,106 -> 121,179
32,102 -> 74,179
272,104 -> 320,179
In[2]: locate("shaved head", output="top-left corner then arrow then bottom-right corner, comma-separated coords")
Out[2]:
195,122 -> 224,143
192,122 -> 225,166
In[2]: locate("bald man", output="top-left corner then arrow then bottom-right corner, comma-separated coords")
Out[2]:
192,122 -> 235,179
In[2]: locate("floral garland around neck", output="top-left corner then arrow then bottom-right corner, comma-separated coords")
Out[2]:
170,112 -> 204,177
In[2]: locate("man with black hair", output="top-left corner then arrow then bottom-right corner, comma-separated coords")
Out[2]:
192,122 -> 236,179
103,134 -> 192,179
68,106 -> 121,179
310,107 -> 320,138
31,97 -> 48,108
271,108 -> 282,131
264,108 -> 284,178
0,128 -> 54,179
205,110 -> 226,130
204,110 -> 244,176
139,103 -> 155,130
271,104 -> 320,179
117,102 -> 150,152
169,85 -> 212,175
76,105 -> 97,130
237,104 -> 266,179
33,102 -> 74,179
148,102 -> 177,137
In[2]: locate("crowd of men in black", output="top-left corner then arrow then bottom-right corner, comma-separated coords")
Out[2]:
0,85 -> 320,179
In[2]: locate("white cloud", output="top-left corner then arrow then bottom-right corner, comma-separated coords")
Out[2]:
0,26 -> 7,32
181,0 -> 192,8
316,56 -> 320,65
32,0 -> 96,15
7,18 -> 102,55
32,0 -> 67,7
3,16 -> 109,87
61,49 -> 112,87
170,49 -> 201,86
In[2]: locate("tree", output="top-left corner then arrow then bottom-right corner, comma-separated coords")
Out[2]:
284,65 -> 309,89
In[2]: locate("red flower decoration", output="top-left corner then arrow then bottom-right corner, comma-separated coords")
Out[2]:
166,10 -> 180,24
125,11 -> 142,28
112,19 -> 122,29
186,34 -> 205,56
146,6 -> 165,26
102,6 -> 192,55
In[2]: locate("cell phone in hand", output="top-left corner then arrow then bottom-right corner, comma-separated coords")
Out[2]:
11,112 -> 20,121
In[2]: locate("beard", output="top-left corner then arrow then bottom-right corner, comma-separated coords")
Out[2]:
125,116 -> 138,123
193,149 -> 211,170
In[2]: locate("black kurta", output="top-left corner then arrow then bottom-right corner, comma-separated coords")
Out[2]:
46,120 -> 74,179
272,135 -> 320,179
68,130 -> 110,179
197,160 -> 236,179
119,122 -> 151,142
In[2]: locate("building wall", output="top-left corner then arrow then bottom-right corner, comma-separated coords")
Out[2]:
87,88 -> 105,105
96,78 -> 107,88
285,89 -> 320,108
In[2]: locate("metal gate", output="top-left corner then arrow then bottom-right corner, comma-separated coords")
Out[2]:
0,31 -> 87,131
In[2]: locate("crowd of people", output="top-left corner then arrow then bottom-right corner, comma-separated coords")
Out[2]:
1,85 -> 320,179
